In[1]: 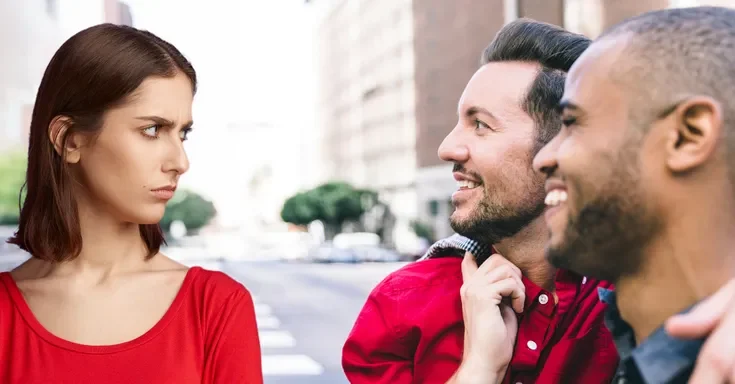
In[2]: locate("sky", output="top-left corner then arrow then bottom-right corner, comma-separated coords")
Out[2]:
57,0 -> 320,229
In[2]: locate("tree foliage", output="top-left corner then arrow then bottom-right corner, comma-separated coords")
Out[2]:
160,189 -> 217,233
280,181 -> 379,230
0,152 -> 27,225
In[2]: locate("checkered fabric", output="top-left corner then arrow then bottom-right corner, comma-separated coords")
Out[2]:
418,233 -> 493,261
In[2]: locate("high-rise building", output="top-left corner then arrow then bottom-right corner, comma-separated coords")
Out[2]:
311,0 -> 419,244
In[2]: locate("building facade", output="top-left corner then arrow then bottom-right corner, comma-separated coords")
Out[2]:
312,0 -> 419,244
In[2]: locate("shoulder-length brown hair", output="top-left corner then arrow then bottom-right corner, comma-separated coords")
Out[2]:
7,23 -> 197,262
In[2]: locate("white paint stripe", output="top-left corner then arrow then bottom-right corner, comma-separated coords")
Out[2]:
259,331 -> 296,348
257,315 -> 281,329
262,354 -> 324,376
254,303 -> 272,316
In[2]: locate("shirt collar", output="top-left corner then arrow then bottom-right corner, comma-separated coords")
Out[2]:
598,288 -> 705,383
421,235 -> 584,307
419,234 -> 493,261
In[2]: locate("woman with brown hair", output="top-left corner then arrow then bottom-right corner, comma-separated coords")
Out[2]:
0,24 -> 262,383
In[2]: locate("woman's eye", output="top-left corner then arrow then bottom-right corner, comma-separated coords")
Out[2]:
142,125 -> 160,138
180,128 -> 192,141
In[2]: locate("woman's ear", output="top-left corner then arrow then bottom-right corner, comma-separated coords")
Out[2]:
48,116 -> 85,164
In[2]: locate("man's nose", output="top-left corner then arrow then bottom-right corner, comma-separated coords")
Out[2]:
533,135 -> 561,176
438,125 -> 469,163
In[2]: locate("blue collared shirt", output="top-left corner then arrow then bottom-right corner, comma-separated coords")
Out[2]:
598,288 -> 706,384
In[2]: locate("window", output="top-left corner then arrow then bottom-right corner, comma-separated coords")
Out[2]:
429,200 -> 439,217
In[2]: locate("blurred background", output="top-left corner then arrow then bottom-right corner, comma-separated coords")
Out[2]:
0,0 -> 733,382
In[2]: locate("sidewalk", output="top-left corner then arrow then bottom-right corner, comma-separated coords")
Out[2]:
0,249 -> 29,272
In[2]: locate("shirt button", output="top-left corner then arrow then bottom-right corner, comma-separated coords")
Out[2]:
538,294 -> 549,305
527,340 -> 538,350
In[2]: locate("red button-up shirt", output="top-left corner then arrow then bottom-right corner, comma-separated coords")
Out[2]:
342,257 -> 620,384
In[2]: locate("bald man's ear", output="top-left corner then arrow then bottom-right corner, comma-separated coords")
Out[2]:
665,97 -> 723,173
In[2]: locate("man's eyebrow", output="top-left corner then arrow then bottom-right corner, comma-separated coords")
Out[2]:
461,105 -> 509,130
135,116 -> 193,129
557,100 -> 581,114
465,106 -> 496,119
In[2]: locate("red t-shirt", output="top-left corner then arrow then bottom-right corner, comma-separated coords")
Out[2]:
342,257 -> 620,384
0,266 -> 263,384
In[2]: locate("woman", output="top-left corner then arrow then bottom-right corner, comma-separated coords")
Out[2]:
0,24 -> 263,383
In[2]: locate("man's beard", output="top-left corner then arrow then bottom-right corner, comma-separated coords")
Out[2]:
545,147 -> 662,282
450,184 -> 546,245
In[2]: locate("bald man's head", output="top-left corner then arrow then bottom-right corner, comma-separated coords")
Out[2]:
536,6 -> 735,281
602,6 -> 735,137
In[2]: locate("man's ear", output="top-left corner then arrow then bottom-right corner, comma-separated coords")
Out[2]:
48,116 -> 84,164
665,96 -> 723,173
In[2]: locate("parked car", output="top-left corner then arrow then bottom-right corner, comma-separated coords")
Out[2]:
307,242 -> 359,263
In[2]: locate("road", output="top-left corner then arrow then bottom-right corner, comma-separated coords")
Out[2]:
0,247 -> 409,384
223,259 -> 408,384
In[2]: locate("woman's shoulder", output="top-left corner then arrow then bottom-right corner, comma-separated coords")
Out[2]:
186,266 -> 254,314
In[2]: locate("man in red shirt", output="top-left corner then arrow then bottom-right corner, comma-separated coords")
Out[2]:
342,19 -> 620,384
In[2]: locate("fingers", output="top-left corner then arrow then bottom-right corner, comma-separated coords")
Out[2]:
462,272 -> 526,314
478,253 -> 522,277
461,251 -> 479,282
461,252 -> 526,313
687,301 -> 735,383
489,277 -> 526,313
665,278 -> 735,339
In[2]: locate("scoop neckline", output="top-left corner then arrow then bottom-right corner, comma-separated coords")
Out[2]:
0,266 -> 201,354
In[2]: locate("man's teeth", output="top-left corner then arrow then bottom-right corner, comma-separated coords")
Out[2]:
457,180 -> 480,189
545,190 -> 568,206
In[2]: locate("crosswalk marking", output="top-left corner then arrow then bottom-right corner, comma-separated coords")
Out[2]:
254,303 -> 273,316
262,355 -> 325,376
253,295 -> 326,378
259,330 -> 297,348
257,315 -> 281,329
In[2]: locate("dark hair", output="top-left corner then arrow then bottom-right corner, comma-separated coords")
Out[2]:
482,18 -> 590,149
7,23 -> 197,262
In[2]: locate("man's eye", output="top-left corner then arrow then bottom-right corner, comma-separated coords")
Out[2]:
562,117 -> 577,127
474,119 -> 490,130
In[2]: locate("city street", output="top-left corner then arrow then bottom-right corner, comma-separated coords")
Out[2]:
0,247 -> 409,384
225,259 -> 408,384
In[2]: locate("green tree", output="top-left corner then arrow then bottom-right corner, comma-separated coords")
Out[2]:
280,181 -> 379,237
160,190 -> 217,234
280,191 -> 320,226
0,151 -> 27,225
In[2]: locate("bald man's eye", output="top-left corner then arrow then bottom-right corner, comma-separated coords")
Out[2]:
474,119 -> 492,132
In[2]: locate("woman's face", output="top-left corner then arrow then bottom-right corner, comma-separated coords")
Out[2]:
69,72 -> 194,225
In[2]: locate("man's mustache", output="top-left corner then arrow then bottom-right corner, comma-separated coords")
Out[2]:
452,163 -> 484,182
